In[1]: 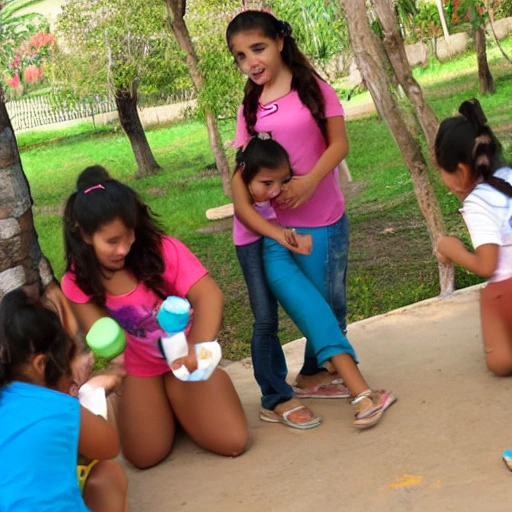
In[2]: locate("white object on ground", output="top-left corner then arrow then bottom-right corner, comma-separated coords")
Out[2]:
206,203 -> 234,221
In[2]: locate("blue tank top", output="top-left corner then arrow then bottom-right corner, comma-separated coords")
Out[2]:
0,381 -> 90,511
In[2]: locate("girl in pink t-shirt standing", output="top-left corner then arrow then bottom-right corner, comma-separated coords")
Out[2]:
226,10 -> 396,429
61,166 -> 248,469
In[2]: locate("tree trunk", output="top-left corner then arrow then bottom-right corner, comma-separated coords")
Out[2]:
372,0 -> 439,155
474,26 -> 495,95
340,0 -> 454,296
165,0 -> 232,198
485,0 -> 512,64
114,89 -> 162,178
0,94 -> 54,299
0,88 -> 80,334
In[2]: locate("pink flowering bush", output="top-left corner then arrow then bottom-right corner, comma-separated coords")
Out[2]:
24,64 -> 43,84
2,29 -> 54,96
7,72 -> 20,88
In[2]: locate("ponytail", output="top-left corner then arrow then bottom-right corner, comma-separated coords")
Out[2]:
435,98 -> 512,198
63,166 -> 167,307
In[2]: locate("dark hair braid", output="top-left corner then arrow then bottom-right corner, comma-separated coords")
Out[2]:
459,99 -> 512,197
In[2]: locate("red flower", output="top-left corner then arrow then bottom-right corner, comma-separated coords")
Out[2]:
28,32 -> 55,50
7,72 -> 20,88
24,65 -> 43,84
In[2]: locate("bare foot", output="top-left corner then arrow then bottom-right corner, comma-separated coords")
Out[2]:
274,398 -> 317,424
294,371 -> 342,390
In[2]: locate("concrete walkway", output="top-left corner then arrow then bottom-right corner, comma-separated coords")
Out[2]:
121,284 -> 512,512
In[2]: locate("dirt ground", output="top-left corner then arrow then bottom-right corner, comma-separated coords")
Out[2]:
122,286 -> 512,512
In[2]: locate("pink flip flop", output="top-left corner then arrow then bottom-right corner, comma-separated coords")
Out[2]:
292,381 -> 351,399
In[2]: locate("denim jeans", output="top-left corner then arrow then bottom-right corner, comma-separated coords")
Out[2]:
236,239 -> 294,410
298,214 -> 349,375
263,214 -> 356,369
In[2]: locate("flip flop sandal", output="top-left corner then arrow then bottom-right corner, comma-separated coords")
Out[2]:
259,405 -> 323,430
292,382 -> 351,399
353,391 -> 397,430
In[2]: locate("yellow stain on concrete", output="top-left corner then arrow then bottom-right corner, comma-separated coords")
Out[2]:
389,474 -> 424,489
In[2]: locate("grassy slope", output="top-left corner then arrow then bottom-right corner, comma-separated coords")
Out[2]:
19,35 -> 512,359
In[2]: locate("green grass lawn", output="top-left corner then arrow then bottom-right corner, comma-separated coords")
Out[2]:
18,35 -> 512,360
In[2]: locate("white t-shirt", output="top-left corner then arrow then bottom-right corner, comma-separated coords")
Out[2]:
461,166 -> 512,282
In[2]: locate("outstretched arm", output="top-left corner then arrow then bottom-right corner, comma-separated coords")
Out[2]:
232,171 -> 312,255
436,236 -> 499,278
79,405 -> 120,460
68,300 -> 125,391
277,115 -> 348,210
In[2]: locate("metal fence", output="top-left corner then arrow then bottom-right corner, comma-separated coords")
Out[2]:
5,90 -> 196,131
5,95 -> 116,131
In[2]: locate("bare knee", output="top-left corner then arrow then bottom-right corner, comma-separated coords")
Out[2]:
84,461 -> 128,512
486,354 -> 512,377
122,445 -> 172,470
215,430 -> 249,458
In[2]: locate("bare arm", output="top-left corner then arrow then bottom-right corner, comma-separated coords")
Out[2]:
69,300 -> 125,386
186,274 -> 224,344
169,274 -> 223,373
232,171 -> 312,255
69,300 -> 108,334
436,236 -> 499,278
278,115 -> 349,209
79,405 -> 120,460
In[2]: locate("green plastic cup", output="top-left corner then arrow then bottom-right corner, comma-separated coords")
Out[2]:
86,317 -> 126,360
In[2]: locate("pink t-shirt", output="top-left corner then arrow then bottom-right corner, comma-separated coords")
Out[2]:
233,77 -> 345,230
233,200 -> 277,246
61,236 -> 208,377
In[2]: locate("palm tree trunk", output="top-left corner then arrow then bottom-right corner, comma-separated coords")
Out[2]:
0,91 -> 54,299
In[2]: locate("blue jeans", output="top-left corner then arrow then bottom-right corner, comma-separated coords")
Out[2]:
299,214 -> 349,375
236,239 -> 294,410
263,214 -> 356,369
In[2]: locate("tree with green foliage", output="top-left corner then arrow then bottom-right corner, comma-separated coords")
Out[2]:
52,0 -> 190,177
164,0 -> 237,196
446,0 -> 495,94
341,0 -> 455,295
272,0 -> 350,78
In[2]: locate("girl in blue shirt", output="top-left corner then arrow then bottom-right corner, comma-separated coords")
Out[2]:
0,288 -> 128,512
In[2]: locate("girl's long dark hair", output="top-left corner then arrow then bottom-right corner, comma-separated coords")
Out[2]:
235,135 -> 291,185
63,165 -> 168,306
435,99 -> 512,197
226,10 -> 327,140
0,288 -> 76,389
